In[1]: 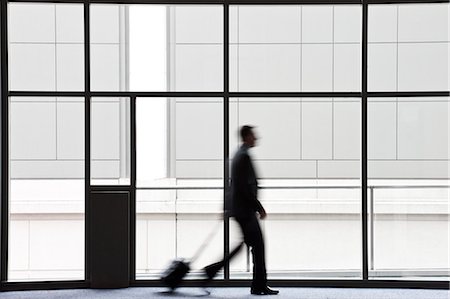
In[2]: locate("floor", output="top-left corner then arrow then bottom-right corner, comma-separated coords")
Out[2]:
0,287 -> 449,299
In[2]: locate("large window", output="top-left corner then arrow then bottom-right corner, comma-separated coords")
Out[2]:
1,0 -> 448,287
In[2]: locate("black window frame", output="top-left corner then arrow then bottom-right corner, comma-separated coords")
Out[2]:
1,0 -> 449,291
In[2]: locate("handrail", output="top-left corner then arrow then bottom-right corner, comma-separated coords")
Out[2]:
136,184 -> 450,190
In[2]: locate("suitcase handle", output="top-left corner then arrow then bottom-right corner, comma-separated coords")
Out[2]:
190,220 -> 222,263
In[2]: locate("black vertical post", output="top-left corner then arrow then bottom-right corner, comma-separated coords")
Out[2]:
361,1 -> 369,281
223,2 -> 230,280
129,96 -> 136,282
84,0 -> 91,283
0,0 -> 9,284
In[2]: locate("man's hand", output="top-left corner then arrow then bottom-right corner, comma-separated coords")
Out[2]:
259,208 -> 267,220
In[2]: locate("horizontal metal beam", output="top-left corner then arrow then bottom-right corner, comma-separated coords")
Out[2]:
135,185 -> 449,190
8,91 -> 449,98
7,0 -> 450,4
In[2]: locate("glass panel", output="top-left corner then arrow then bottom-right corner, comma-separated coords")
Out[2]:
91,97 -> 130,185
368,97 -> 450,280
229,5 -> 361,92
229,98 -> 361,279
368,3 -> 449,92
136,97 -> 224,279
8,3 -> 84,91
90,5 -> 223,92
8,97 -> 84,281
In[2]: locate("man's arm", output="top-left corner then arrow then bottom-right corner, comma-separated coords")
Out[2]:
237,154 -> 265,216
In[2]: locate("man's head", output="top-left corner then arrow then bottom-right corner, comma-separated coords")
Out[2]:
240,125 -> 257,147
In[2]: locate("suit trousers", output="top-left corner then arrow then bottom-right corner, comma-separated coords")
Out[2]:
236,214 -> 267,289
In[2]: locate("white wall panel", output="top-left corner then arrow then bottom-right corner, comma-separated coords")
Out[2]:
238,6 -> 301,43
302,6 -> 333,43
375,218 -> 449,269
135,219 -> 148,271
368,44 -> 397,91
10,102 -> 56,160
368,5 -> 397,42
302,102 -> 332,159
175,102 -> 223,159
175,6 -> 223,44
369,161 -> 449,179
177,219 -> 223,269
91,161 -> 120,178
9,221 -> 30,271
318,161 -> 360,178
398,102 -> 449,159
90,44 -> 120,91
147,217 -> 176,270
57,102 -> 84,160
56,4 -> 84,43
90,5 -> 120,43
238,102 -> 301,160
176,161 -> 222,179
398,3 -> 449,42
9,3 -> 55,43
302,44 -> 333,91
256,160 -> 316,179
265,218 -> 361,270
56,44 -> 84,91
29,220 -> 84,270
398,43 -> 449,91
334,44 -> 361,92
10,161 -> 84,179
368,101 -> 397,160
174,45 -> 223,91
91,102 -> 120,159
238,45 -> 301,92
334,101 -> 360,160
9,44 -> 56,91
334,6 -> 361,43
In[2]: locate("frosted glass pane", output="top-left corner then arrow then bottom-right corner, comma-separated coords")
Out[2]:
334,6 -> 361,43
236,45 -> 301,92
237,101 -> 302,160
302,44 -> 333,91
398,43 -> 449,91
56,4 -> 84,43
368,44 -> 397,91
174,45 -> 223,91
237,6 -> 301,43
90,44 -> 121,91
91,5 -> 223,92
90,5 -> 120,43
175,6 -> 223,43
57,102 -> 84,160
302,102 -> 333,159
91,98 -> 130,185
302,6 -> 333,43
9,97 -> 85,281
9,3 -> 55,43
56,44 -> 84,91
398,3 -> 449,42
10,102 -> 56,160
368,5 -> 397,43
369,97 -> 450,280
368,100 -> 397,160
334,44 -> 361,92
9,44 -> 56,91
136,98 -> 223,187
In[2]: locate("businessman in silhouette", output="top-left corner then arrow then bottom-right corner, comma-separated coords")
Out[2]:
204,125 -> 278,295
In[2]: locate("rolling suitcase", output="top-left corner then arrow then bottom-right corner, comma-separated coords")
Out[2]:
161,221 -> 222,290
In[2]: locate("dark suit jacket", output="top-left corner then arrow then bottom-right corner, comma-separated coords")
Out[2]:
230,144 -> 264,218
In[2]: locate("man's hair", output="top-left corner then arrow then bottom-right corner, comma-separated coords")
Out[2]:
240,125 -> 254,141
